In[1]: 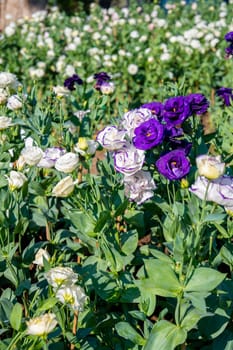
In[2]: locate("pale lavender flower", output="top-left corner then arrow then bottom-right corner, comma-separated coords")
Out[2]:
124,170 -> 156,204
96,125 -> 127,150
190,175 -> 233,211
114,144 -> 145,176
37,147 -> 66,168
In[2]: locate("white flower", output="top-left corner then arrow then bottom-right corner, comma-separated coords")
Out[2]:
124,170 -> 156,204
0,72 -> 19,91
190,175 -> 233,211
160,53 -> 170,61
96,126 -> 127,151
0,116 -> 13,129
55,152 -> 79,173
21,146 -> 44,166
26,313 -> 57,336
196,155 -> 225,180
74,138 -> 98,157
56,285 -> 87,311
45,266 -> 78,288
114,145 -> 145,176
37,147 -> 66,168
33,248 -> 51,267
6,171 -> 27,191
130,30 -> 139,39
52,176 -> 76,197
7,95 -> 23,110
127,64 -> 138,75
53,85 -> 70,97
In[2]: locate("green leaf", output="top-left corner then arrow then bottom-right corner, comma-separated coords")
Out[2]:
121,230 -> 138,255
181,308 -> 205,331
115,322 -> 146,346
124,210 -> 144,229
184,268 -> 226,292
136,259 -> 181,298
203,213 -> 226,223
37,297 -> 58,312
69,211 -> 96,237
10,303 -> 22,331
143,320 -> 187,350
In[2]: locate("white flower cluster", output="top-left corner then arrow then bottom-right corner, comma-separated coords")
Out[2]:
45,266 -> 87,312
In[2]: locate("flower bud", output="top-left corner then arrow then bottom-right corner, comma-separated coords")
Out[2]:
196,155 -> 225,180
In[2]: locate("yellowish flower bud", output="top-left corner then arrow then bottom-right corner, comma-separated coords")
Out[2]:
180,178 -> 189,189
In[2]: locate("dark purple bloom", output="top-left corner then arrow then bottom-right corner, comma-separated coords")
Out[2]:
216,87 -> 233,106
225,31 -> 233,42
225,44 -> 233,58
165,126 -> 183,139
93,71 -> 111,90
93,72 -> 111,81
156,149 -> 190,180
133,118 -> 164,150
64,74 -> 83,91
186,93 -> 209,115
163,96 -> 191,126
140,101 -> 164,120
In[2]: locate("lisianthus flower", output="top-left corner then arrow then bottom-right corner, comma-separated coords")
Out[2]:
156,149 -> 190,180
26,313 -> 57,336
190,175 -> 233,212
99,81 -> 115,95
96,125 -> 127,150
33,248 -> 51,267
133,118 -> 164,150
93,71 -> 111,90
37,147 -> 66,168
6,170 -> 27,191
114,144 -> 145,176
140,101 -> 164,120
163,96 -> 191,126
64,74 -> 83,91
225,44 -> 233,58
45,266 -> 78,288
121,108 -> 153,138
124,170 -> 156,204
56,285 -> 87,311
186,93 -> 209,115
224,31 -> 233,42
216,87 -> 233,106
196,155 -> 225,180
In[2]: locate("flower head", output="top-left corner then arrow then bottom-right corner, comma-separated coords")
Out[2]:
55,152 -> 79,173
163,96 -> 191,126
190,175 -> 233,212
26,313 -> 57,336
140,101 -> 164,120
64,74 -> 83,91
133,118 -> 164,150
196,155 -> 225,180
52,176 -> 76,198
186,93 -> 209,115
114,145 -> 145,176
124,170 -> 156,204
0,116 -> 13,130
56,285 -> 87,311
45,266 -> 78,288
33,248 -> 51,267
93,71 -> 111,90
216,87 -> 233,106
6,170 -> 27,191
225,31 -> 233,42
156,149 -> 190,180
121,108 -> 153,138
96,126 -> 127,150
21,146 -> 44,166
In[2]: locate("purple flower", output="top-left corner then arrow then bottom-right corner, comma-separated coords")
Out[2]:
93,71 -> 111,91
121,108 -> 153,138
225,31 -> 233,42
163,96 -> 191,126
156,149 -> 190,180
64,74 -> 83,91
186,93 -> 209,115
93,72 -> 111,81
140,101 -> 164,120
216,87 -> 233,106
225,44 -> 233,58
133,118 -> 164,150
